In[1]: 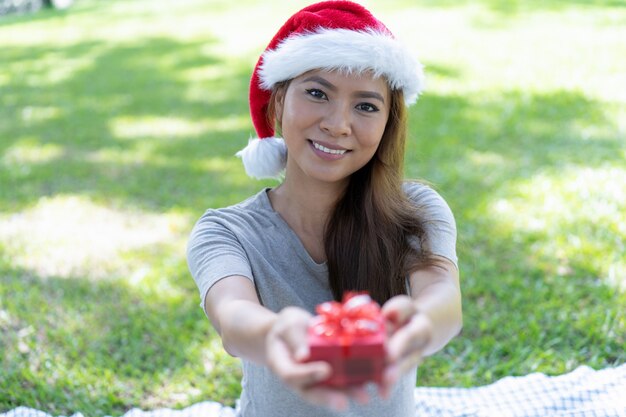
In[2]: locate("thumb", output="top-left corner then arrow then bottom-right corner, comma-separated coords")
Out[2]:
381,295 -> 417,331
274,306 -> 313,361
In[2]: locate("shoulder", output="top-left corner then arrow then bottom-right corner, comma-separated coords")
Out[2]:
402,181 -> 454,219
187,190 -> 273,270
193,188 -> 274,231
403,181 -> 458,266
403,180 -> 436,200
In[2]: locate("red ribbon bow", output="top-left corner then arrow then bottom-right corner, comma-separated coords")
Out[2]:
311,292 -> 384,344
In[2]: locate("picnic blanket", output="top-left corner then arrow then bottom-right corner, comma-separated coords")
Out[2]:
3,364 -> 625,417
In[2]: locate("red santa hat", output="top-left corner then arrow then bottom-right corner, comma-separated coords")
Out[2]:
236,0 -> 425,179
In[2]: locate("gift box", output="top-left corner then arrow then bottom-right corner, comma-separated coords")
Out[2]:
307,292 -> 386,387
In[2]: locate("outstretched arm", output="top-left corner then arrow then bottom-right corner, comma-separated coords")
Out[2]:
205,275 -> 276,363
205,275 -> 368,411
380,256 -> 462,390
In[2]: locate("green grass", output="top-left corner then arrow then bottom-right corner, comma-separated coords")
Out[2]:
1,0 -> 625,415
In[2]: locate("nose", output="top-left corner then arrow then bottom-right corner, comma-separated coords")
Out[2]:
319,102 -> 352,138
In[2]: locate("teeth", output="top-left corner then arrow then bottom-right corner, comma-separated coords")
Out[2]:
312,141 -> 347,155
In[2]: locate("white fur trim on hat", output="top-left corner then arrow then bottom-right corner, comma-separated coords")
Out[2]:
259,28 -> 424,105
235,137 -> 287,179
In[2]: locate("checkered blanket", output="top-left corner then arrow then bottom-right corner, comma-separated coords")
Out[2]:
3,364 -> 625,417
413,364 -> 626,417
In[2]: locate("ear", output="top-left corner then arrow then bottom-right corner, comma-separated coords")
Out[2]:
273,86 -> 286,125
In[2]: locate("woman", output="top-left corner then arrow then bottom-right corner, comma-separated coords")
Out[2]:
187,1 -> 462,416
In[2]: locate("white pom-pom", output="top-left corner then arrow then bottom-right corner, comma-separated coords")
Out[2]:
235,137 -> 287,179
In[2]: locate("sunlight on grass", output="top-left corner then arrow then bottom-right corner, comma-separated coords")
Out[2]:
491,166 -> 625,230
110,116 -> 210,140
205,115 -> 249,133
466,149 -> 507,167
192,156 -> 247,177
0,195 -> 188,280
19,105 -> 62,122
109,115 -> 248,140
180,65 -> 226,82
607,262 -> 626,292
202,4 -> 298,58
1,1 -> 625,413
7,50 -> 103,87
488,165 -> 626,289
2,137 -> 64,165
0,0 -> 283,51
387,7 -> 626,103
142,337 -> 240,408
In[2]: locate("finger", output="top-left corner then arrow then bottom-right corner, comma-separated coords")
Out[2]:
382,350 -> 423,389
377,382 -> 391,400
386,314 -> 431,362
382,363 -> 400,388
278,359 -> 332,389
395,350 -> 424,376
347,384 -> 370,405
381,295 -> 416,331
270,307 -> 313,361
377,365 -> 398,400
268,338 -> 332,388
283,323 -> 312,361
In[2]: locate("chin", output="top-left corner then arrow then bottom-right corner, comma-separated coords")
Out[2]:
306,166 -> 358,185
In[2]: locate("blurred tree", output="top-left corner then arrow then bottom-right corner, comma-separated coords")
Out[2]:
0,0 -> 72,16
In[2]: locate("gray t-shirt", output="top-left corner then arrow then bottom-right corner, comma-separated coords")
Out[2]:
187,182 -> 457,417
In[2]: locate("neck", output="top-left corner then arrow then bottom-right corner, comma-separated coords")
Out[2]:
269,174 -> 347,236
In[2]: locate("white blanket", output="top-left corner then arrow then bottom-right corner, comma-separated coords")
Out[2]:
3,364 -> 625,417
413,364 -> 626,416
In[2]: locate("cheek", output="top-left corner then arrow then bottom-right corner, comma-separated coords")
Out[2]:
360,121 -> 387,149
279,98 -> 306,132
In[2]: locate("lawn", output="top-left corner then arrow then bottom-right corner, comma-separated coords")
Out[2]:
1,0 -> 625,415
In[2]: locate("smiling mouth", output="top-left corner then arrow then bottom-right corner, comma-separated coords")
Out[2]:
310,140 -> 348,155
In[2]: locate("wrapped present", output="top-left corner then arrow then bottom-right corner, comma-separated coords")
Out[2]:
307,292 -> 386,387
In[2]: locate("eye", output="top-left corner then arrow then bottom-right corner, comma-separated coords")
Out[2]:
305,88 -> 327,100
356,103 -> 379,113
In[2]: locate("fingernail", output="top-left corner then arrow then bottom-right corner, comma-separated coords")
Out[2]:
296,346 -> 308,360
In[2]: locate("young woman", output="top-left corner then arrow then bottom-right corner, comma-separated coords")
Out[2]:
187,2 -> 462,416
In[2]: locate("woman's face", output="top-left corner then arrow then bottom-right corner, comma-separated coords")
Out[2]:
276,69 -> 390,185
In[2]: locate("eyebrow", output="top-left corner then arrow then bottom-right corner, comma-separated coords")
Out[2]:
301,75 -> 386,104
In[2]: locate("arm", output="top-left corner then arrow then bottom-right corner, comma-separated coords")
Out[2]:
188,215 -> 362,410
205,275 -> 276,364
406,256 -> 462,356
379,256 -> 462,390
205,275 -> 363,411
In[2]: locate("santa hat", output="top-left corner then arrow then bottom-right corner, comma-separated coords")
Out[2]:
236,0 -> 425,179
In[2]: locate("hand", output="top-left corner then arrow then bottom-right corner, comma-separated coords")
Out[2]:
378,295 -> 433,398
265,306 -> 371,411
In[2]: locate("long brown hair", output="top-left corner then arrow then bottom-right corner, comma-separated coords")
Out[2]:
269,80 -> 436,305
325,88 -> 436,305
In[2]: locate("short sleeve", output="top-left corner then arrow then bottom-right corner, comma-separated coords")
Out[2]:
404,182 -> 458,268
186,210 -> 254,315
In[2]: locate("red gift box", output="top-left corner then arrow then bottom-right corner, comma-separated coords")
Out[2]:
307,292 -> 386,387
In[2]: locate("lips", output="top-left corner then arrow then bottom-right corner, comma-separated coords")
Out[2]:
306,139 -> 350,161
309,140 -> 349,155
312,142 -> 347,155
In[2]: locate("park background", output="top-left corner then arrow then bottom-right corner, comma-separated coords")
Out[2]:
1,0 -> 625,415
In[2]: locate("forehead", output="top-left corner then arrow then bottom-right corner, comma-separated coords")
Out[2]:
294,69 -> 390,95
